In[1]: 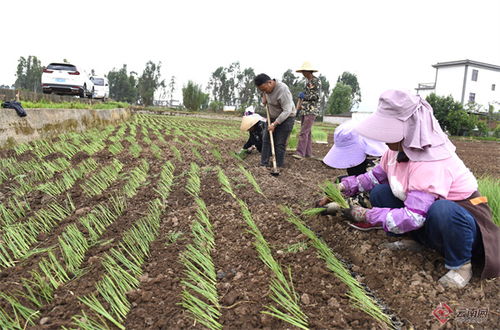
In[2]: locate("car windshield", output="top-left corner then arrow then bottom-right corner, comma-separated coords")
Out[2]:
92,78 -> 105,86
47,63 -> 77,71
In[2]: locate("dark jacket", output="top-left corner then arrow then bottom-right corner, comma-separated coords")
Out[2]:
2,101 -> 27,117
243,121 -> 265,152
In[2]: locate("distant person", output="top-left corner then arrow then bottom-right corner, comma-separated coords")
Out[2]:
318,121 -> 387,231
333,90 -> 499,288
293,62 -> 320,159
254,73 -> 296,168
238,112 -> 266,159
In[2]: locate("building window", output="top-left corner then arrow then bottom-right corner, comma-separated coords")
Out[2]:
492,84 -> 496,91
468,93 -> 476,103
471,69 -> 478,81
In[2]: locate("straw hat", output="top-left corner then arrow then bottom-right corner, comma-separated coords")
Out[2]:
240,114 -> 263,131
296,61 -> 318,72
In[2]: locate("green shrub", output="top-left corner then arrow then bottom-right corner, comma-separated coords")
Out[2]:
208,101 -> 224,112
494,125 -> 500,138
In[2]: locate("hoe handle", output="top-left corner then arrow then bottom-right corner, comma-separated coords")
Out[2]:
265,104 -> 278,172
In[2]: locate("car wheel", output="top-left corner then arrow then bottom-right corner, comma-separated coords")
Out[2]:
80,85 -> 86,98
88,87 -> 94,99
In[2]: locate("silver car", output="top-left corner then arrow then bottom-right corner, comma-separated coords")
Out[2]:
90,76 -> 109,100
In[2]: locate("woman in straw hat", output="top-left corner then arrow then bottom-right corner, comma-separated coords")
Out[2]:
336,90 -> 498,288
293,61 -> 321,159
238,113 -> 266,158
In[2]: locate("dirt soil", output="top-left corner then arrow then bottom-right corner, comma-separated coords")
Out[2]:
0,117 -> 498,330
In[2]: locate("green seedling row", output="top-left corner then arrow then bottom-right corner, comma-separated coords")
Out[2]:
69,162 -> 174,328
179,197 -> 221,330
217,167 -> 308,329
282,207 -> 394,328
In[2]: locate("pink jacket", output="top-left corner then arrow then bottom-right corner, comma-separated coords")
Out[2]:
341,150 -> 477,233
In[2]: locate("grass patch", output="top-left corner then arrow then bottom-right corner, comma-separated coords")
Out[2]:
21,100 -> 129,110
288,124 -> 330,150
478,177 -> 499,226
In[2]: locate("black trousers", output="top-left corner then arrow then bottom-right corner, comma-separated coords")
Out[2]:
261,116 -> 294,167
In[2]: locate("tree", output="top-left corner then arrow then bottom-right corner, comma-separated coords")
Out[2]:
426,93 -> 481,136
208,62 -> 241,106
426,93 -> 463,132
318,74 -> 330,114
446,108 -> 477,136
326,82 -> 352,114
168,76 -> 176,106
208,66 -> 225,103
183,81 -> 209,111
236,67 -> 258,108
337,72 -> 361,106
208,62 -> 259,109
107,65 -> 138,103
281,69 -> 305,103
15,55 -> 43,92
137,61 -> 165,106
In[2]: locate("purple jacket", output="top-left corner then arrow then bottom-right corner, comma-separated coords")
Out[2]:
341,165 -> 436,233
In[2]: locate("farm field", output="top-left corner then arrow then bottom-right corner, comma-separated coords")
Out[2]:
0,113 -> 498,329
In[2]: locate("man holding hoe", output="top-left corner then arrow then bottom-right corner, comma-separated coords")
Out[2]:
254,73 -> 296,169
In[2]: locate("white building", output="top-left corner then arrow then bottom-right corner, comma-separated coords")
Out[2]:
416,59 -> 500,112
323,111 -> 374,125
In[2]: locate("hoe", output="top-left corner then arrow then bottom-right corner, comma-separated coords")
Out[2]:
265,104 -> 280,176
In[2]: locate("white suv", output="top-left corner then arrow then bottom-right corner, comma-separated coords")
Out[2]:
90,76 -> 109,100
41,63 -> 94,98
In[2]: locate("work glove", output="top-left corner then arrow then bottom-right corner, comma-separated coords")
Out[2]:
321,202 -> 342,215
236,149 -> 248,159
342,205 -> 368,222
298,92 -> 305,99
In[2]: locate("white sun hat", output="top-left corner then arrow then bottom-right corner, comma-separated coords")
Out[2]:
296,61 -> 318,72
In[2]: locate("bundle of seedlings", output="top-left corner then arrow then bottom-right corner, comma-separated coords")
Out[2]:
301,181 -> 349,216
321,181 -> 349,209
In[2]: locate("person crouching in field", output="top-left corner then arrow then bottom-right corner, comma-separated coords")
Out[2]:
318,120 -> 387,231
238,113 -> 266,159
332,90 -> 499,288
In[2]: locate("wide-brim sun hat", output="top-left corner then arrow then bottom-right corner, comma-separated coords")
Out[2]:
355,90 -> 455,161
323,122 -> 366,169
240,114 -> 263,131
354,90 -> 421,143
360,136 -> 388,157
296,61 -> 318,73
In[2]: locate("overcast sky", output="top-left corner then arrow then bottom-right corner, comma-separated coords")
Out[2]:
2,0 -> 499,111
